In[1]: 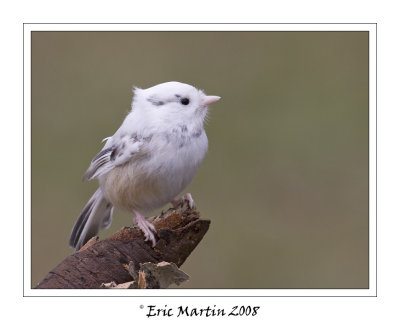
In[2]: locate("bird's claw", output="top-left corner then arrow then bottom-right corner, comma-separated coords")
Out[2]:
133,210 -> 157,247
171,193 -> 196,209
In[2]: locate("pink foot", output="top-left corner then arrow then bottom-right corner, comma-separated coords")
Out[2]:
171,193 -> 196,209
133,210 -> 157,247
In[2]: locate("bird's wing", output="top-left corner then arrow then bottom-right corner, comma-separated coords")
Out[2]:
82,134 -> 146,181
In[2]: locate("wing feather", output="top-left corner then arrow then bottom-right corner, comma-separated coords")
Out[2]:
82,134 -> 145,181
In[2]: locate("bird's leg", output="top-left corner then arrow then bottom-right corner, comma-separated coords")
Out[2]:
171,193 -> 196,209
133,210 -> 157,247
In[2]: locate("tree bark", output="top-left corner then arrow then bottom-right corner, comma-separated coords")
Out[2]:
35,201 -> 210,289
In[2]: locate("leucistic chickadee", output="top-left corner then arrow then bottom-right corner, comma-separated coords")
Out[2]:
69,81 -> 220,250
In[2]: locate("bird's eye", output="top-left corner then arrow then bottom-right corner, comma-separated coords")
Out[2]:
180,98 -> 190,105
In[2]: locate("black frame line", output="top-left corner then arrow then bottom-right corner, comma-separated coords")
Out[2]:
23,23 -> 377,298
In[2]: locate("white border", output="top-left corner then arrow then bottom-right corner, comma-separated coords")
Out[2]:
23,23 -> 377,297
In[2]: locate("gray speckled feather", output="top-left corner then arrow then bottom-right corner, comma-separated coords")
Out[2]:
69,188 -> 114,250
82,134 -> 144,181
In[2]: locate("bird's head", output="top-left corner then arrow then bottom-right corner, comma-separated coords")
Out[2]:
132,81 -> 220,128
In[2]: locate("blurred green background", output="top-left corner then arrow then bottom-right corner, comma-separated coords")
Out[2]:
31,31 -> 369,288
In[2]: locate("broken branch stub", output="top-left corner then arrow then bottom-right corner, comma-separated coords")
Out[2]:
35,201 -> 210,289
102,261 -> 189,289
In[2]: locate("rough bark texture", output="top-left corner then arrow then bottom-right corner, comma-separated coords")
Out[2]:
35,201 -> 209,289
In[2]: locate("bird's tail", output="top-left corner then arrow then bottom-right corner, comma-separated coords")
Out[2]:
69,188 -> 114,251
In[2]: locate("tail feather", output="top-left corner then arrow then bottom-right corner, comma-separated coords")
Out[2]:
69,188 -> 114,250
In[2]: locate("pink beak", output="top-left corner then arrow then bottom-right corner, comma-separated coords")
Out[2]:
203,95 -> 221,106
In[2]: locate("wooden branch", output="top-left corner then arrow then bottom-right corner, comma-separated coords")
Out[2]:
35,201 -> 210,289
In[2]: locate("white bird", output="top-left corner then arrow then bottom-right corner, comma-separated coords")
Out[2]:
69,81 -> 220,250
